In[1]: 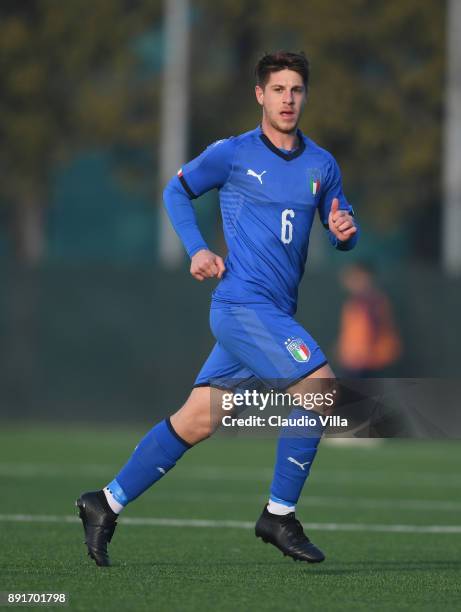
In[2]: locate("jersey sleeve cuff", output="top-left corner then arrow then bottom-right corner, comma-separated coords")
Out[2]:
188,243 -> 209,258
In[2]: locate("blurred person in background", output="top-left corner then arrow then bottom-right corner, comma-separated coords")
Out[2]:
336,261 -> 401,377
76,51 -> 359,568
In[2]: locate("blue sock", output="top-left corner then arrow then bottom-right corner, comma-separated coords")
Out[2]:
269,408 -> 325,508
106,418 -> 191,507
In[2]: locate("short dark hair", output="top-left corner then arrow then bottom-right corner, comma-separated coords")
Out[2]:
255,51 -> 310,89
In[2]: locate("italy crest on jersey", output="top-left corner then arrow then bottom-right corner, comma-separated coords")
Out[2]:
285,337 -> 311,363
309,169 -> 321,196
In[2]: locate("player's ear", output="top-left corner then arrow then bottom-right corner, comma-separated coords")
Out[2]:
255,85 -> 264,106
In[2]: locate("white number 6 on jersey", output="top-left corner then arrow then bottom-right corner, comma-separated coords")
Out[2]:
281,209 -> 295,244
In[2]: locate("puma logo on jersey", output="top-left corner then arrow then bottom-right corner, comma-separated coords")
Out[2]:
287,457 -> 311,471
247,169 -> 267,184
157,467 -> 166,475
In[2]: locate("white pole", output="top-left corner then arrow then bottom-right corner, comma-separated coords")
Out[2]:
443,0 -> 461,275
159,0 -> 190,266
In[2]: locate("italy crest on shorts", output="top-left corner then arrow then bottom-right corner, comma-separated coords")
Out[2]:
285,337 -> 311,363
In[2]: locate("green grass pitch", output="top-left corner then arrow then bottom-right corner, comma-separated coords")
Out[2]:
1,426 -> 460,611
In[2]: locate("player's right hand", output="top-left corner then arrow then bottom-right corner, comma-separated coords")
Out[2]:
190,249 -> 226,281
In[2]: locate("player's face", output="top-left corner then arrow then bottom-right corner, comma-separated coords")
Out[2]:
255,69 -> 307,134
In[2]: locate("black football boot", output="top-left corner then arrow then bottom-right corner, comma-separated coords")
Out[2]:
255,505 -> 325,563
76,490 -> 118,567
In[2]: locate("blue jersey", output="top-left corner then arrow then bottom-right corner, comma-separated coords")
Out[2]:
164,126 -> 357,315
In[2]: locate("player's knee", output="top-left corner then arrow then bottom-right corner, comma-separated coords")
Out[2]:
287,367 -> 338,416
189,410 -> 215,440
199,422 -> 215,440
169,414 -> 211,445
170,398 -> 214,443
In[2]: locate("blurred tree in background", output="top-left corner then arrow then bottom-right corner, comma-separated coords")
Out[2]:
0,0 -> 445,264
194,0 -> 445,259
0,0 -> 160,264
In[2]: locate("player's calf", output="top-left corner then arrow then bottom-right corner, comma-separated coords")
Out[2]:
256,366 -> 334,564
76,388 -> 215,566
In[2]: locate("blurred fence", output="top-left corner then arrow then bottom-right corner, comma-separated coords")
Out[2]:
1,262 -> 459,424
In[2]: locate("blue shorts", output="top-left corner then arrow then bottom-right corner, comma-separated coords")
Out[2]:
194,303 -> 328,391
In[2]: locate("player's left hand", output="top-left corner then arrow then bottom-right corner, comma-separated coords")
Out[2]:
328,197 -> 357,242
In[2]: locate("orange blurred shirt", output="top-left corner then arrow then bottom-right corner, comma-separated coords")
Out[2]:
337,291 -> 401,371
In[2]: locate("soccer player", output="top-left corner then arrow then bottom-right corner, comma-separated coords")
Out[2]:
76,51 -> 358,567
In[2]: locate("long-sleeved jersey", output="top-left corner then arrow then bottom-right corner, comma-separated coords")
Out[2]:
164,126 -> 358,315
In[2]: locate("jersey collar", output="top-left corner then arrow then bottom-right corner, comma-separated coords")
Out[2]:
258,126 -> 306,161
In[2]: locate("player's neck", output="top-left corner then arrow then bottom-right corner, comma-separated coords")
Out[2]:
260,120 -> 299,151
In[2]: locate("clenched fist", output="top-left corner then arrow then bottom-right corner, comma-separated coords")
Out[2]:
190,249 -> 226,282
